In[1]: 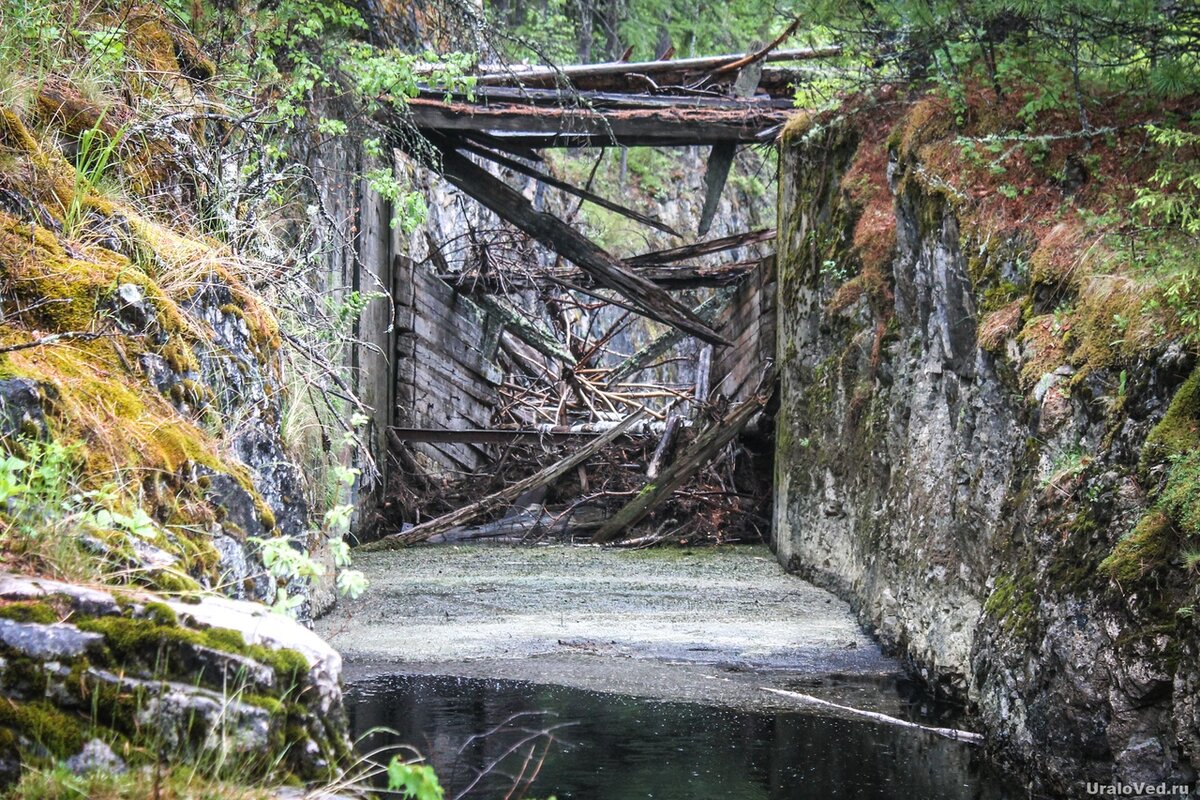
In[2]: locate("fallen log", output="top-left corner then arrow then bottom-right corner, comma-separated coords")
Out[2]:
362,409 -> 648,549
592,368 -> 774,544
423,141 -> 730,346
759,688 -> 985,745
426,505 -> 609,543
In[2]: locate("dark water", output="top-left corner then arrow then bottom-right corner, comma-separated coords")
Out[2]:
345,675 -> 1019,800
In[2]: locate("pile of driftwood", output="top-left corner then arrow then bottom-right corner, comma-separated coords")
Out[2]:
366,365 -> 775,550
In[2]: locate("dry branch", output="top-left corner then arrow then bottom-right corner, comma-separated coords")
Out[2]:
759,688 -> 985,744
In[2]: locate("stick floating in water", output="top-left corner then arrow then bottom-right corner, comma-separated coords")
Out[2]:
759,687 -> 985,745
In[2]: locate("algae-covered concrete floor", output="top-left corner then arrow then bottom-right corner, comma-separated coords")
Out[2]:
317,544 -> 901,708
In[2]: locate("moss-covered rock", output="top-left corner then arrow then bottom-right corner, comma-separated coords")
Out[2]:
0,572 -> 348,788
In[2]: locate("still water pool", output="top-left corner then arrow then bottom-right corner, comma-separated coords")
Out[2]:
345,674 -> 1019,800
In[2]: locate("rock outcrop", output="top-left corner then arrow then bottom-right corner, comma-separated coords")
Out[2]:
0,572 -> 348,787
773,101 -> 1199,794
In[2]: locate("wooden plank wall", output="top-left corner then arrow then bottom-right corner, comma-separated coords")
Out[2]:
394,256 -> 502,474
712,255 -> 776,404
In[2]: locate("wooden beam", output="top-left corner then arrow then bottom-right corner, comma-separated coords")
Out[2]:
390,427 -> 620,444
418,85 -> 794,111
698,59 -> 763,235
626,228 -> 775,266
420,141 -> 731,346
407,98 -> 788,146
438,258 -> 760,292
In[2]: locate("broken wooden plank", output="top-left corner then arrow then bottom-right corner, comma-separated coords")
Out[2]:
473,293 -> 578,366
698,143 -> 735,236
421,142 -> 731,346
646,414 -> 682,480
362,409 -> 649,549
698,58 -> 763,236
605,287 -> 735,387
407,99 -> 789,146
455,138 -> 679,236
592,368 -> 774,544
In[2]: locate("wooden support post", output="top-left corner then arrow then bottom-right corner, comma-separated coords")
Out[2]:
591,367 -> 774,544
362,409 -> 648,549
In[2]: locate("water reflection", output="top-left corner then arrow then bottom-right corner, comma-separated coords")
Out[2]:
346,675 -> 1016,800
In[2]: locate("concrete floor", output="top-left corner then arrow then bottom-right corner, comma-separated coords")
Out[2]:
317,543 -> 904,711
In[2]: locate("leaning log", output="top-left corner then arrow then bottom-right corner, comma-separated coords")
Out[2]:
426,505 -> 609,543
592,369 -> 774,544
474,293 -> 577,366
455,138 -> 679,236
420,142 -> 730,346
605,288 -> 734,387
625,228 -> 774,266
363,409 -> 649,549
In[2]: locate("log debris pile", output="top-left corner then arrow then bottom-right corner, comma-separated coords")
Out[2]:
371,366 -> 776,550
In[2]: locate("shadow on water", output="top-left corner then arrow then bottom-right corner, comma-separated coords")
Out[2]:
346,675 -> 1020,800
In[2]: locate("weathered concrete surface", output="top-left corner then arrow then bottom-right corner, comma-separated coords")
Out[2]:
317,544 -> 899,708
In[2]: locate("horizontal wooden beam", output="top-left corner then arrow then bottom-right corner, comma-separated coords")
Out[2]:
390,422 -> 666,444
417,85 -> 795,111
407,98 -> 789,147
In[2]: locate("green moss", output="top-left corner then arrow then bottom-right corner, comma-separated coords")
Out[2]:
1,654 -> 50,697
0,700 -> 86,759
141,601 -> 177,626
984,574 -> 1039,638
1143,368 -> 1200,469
0,601 -> 58,625
1100,511 -> 1178,585
247,645 -> 308,694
